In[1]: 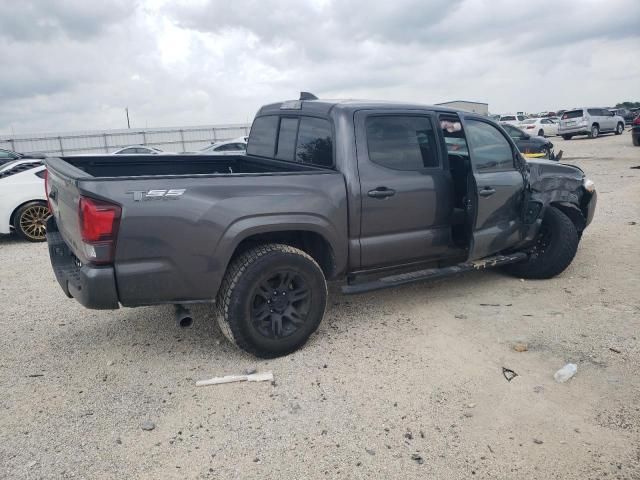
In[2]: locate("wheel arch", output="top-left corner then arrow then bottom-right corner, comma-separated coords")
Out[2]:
550,201 -> 586,233
218,216 -> 346,282
9,198 -> 48,228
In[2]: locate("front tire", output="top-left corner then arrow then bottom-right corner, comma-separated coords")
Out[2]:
216,244 -> 327,358
590,125 -> 599,138
503,207 -> 579,279
538,129 -> 545,137
562,134 -> 572,140
13,201 -> 50,242
615,122 -> 624,135
633,135 -> 640,147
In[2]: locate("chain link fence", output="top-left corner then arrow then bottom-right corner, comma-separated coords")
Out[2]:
0,124 -> 251,156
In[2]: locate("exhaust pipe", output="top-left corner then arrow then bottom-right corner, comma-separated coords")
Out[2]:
175,304 -> 193,328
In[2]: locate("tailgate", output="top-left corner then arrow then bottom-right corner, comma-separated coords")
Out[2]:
45,158 -> 93,261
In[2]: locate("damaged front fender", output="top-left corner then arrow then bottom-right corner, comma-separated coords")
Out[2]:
519,159 -> 596,243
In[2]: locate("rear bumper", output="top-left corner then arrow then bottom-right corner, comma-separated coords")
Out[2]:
558,125 -> 589,136
46,217 -> 119,309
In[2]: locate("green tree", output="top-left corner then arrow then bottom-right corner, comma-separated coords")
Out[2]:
614,101 -> 640,109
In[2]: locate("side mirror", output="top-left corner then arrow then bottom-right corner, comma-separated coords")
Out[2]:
521,133 -> 530,140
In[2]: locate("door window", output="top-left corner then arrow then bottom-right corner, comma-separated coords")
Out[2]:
365,116 -> 439,170
465,120 -> 514,172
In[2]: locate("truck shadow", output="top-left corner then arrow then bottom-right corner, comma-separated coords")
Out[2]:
69,268 -> 542,363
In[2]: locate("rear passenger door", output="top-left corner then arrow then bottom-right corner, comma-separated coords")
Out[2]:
463,118 -> 525,260
355,111 -> 453,269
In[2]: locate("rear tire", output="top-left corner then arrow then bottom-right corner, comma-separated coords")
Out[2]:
633,135 -> 640,146
562,134 -> 572,140
503,207 -> 579,279
216,244 -> 327,358
538,129 -> 544,137
13,201 -> 50,242
615,122 -> 624,135
589,125 -> 599,138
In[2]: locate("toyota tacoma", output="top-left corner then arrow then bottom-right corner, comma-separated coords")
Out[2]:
45,94 -> 597,358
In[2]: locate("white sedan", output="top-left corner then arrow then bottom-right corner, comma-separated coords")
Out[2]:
0,159 -> 49,241
198,138 -> 247,155
519,118 -> 558,137
111,145 -> 168,155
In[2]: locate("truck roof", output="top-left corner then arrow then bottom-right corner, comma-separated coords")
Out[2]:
257,98 -> 461,117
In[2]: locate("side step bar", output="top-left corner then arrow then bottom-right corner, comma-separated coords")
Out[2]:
341,252 -> 528,295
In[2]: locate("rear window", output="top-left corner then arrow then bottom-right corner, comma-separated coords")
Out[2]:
247,116 -> 279,157
500,116 -> 516,121
248,115 -> 334,167
562,110 -> 583,119
296,117 -> 333,167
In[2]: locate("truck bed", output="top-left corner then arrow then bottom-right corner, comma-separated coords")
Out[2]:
44,154 -> 348,307
58,154 -> 324,178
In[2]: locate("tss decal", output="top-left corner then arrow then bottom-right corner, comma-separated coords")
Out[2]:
129,189 -> 186,201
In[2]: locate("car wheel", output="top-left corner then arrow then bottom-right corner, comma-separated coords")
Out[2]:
502,207 -> 579,279
13,201 -> 50,242
633,136 -> 640,146
216,243 -> 327,358
562,134 -> 572,140
538,129 -> 544,137
615,122 -> 624,135
590,125 -> 599,138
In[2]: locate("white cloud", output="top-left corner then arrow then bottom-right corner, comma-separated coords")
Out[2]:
1,0 -> 639,134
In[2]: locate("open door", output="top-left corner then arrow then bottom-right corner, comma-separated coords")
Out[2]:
462,118 -> 525,261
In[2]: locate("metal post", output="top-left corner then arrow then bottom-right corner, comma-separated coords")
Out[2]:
212,128 -> 217,142
180,129 -> 186,151
125,107 -> 131,129
142,131 -> 147,145
103,133 -> 109,153
58,136 -> 64,156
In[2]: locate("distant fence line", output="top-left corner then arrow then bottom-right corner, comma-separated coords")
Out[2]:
0,124 -> 251,156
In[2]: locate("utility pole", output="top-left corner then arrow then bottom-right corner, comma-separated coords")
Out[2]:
125,107 -> 131,129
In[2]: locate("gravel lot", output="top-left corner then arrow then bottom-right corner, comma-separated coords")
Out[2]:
1,132 -> 639,479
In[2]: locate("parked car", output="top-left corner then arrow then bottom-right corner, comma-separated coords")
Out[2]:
198,138 -> 247,155
609,108 -> 636,126
0,159 -> 50,241
632,115 -> 640,146
111,145 -> 167,155
499,114 -> 527,126
500,123 -> 561,160
0,148 -> 45,166
558,108 -> 625,139
45,95 -> 596,358
519,118 -> 559,137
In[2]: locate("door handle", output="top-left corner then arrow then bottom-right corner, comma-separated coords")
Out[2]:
479,187 -> 496,197
368,187 -> 396,199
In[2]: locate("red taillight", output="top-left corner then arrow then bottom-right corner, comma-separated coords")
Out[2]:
526,126 -> 535,129
79,196 -> 121,243
633,116 -> 640,126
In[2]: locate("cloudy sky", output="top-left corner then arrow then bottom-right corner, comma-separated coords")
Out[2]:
1,0 -> 639,135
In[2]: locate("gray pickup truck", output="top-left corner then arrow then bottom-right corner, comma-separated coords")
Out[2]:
45,94 -> 597,358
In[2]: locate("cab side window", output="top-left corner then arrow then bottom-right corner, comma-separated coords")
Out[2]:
365,116 -> 439,171
465,120 -> 514,172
